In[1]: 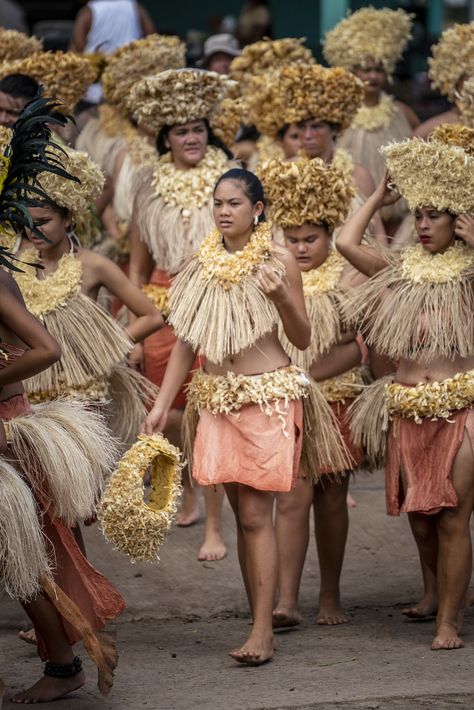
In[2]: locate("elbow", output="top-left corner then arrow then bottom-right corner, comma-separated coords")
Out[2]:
45,340 -> 62,366
152,311 -> 165,332
294,323 -> 311,351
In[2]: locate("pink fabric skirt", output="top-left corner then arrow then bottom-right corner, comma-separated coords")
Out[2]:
192,399 -> 303,492
385,408 -> 474,516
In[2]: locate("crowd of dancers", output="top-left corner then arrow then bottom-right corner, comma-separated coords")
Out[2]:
1,5 -> 474,704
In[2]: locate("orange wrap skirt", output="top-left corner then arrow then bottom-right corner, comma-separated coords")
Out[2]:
385,408 -> 474,516
192,399 -> 303,492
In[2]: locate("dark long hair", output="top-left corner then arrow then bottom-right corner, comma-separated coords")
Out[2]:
156,118 -> 233,159
214,168 -> 267,222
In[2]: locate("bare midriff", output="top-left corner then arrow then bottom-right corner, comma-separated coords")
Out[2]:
204,327 -> 291,377
396,354 -> 474,386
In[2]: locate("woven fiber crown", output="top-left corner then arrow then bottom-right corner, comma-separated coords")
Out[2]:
428,22 -> 474,99
263,63 -> 363,131
382,137 -> 474,214
261,156 -> 355,231
456,75 -> 474,128
127,68 -> 235,134
0,52 -> 96,112
101,34 -> 185,114
0,29 -> 43,61
323,6 -> 413,77
230,37 -> 314,88
36,145 -> 104,217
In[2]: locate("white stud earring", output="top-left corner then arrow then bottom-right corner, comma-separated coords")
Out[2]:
254,215 -> 259,226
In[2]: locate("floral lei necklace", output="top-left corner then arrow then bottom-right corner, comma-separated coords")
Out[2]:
198,221 -> 274,289
351,94 -> 394,132
401,242 -> 474,284
14,248 -> 82,318
152,145 -> 229,218
302,249 -> 346,295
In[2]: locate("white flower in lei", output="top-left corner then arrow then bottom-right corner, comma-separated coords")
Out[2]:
351,94 -> 395,131
152,145 -> 229,221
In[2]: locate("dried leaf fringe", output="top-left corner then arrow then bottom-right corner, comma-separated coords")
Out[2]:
345,256 -> 474,362
106,363 -> 158,445
136,178 -> 215,274
280,290 -> 347,369
347,375 -> 393,470
40,576 -> 117,696
182,397 -> 200,474
0,459 -> 52,600
76,117 -> 126,176
24,292 -> 132,394
168,256 -> 282,364
9,400 -> 119,525
301,378 -> 353,483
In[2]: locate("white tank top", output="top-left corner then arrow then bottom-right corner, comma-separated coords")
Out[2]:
84,0 -> 143,103
85,0 -> 142,54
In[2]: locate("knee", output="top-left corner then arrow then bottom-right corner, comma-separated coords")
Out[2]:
276,493 -> 311,518
314,483 -> 348,515
437,509 -> 471,538
239,509 -> 268,536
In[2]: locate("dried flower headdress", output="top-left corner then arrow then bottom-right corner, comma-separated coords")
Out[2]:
0,52 -> 97,112
0,29 -> 42,61
101,34 -> 185,115
323,6 -> 413,78
382,137 -> 474,214
127,68 -> 235,134
428,22 -> 474,100
230,37 -> 314,88
430,123 -> 474,156
261,156 -> 355,231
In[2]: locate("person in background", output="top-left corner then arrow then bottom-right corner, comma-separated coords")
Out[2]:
0,74 -> 40,128
197,34 -> 241,75
237,0 -> 271,45
69,0 -> 156,105
0,0 -> 27,32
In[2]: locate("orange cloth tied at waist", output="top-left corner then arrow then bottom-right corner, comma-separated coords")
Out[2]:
193,399 -> 303,492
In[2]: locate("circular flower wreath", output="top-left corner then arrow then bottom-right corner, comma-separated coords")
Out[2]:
99,434 -> 183,562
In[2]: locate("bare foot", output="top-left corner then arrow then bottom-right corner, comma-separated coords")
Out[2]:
229,633 -> 274,666
197,531 -> 227,561
347,493 -> 357,508
11,671 -> 85,703
17,629 -> 37,646
316,600 -> 348,626
272,607 -> 302,629
402,596 -> 437,619
431,621 -> 464,651
176,505 -> 200,527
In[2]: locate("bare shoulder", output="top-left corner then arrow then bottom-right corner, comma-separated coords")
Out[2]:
272,243 -> 299,275
412,109 -> 458,139
77,247 -> 108,272
352,162 -> 375,196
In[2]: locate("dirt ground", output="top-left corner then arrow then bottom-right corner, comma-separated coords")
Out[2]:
1,470 -> 474,709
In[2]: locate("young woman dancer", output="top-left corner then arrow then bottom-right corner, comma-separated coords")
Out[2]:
337,133 -> 474,650
143,168 -> 347,664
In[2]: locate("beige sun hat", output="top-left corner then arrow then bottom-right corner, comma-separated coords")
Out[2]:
197,34 -> 241,68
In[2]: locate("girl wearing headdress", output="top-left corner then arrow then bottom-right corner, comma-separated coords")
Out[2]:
0,99 -> 124,704
337,129 -> 474,651
127,68 -> 236,559
143,167 -> 348,664
323,7 -> 418,235
261,156 -> 366,628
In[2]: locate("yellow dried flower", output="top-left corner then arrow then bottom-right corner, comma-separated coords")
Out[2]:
15,249 -> 81,318
28,377 -> 109,405
36,146 -> 104,219
99,434 -> 184,562
0,52 -> 96,112
101,34 -> 185,115
351,94 -> 395,131
302,250 -> 346,294
401,243 -> 474,285
212,96 -> 247,146
0,29 -> 42,61
261,157 -> 355,231
198,221 -> 273,289
428,22 -> 474,100
261,64 -> 364,131
152,145 -> 229,214
431,123 -> 474,156
142,284 -> 170,317
230,37 -> 314,88
382,137 -> 474,214
187,366 -> 309,434
387,370 -> 474,423
318,367 -> 365,403
128,68 -> 234,134
456,75 -> 474,128
323,7 -> 413,77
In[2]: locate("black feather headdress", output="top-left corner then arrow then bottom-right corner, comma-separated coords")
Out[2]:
0,96 -> 78,271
